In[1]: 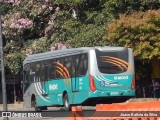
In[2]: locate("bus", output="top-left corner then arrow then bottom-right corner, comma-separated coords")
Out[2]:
23,46 -> 135,111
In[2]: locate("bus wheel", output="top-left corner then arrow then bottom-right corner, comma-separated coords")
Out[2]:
34,104 -> 42,111
63,93 -> 71,111
31,98 -> 42,111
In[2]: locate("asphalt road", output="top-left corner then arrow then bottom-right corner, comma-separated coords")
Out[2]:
0,106 -> 96,120
1,98 -> 160,120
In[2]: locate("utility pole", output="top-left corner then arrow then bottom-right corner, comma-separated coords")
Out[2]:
0,14 -> 8,120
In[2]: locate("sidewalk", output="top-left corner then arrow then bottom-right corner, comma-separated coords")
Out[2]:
0,102 -> 23,111
126,98 -> 160,102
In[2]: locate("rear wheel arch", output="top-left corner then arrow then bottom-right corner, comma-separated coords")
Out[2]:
62,90 -> 67,99
31,94 -> 36,108
31,94 -> 42,111
31,94 -> 36,101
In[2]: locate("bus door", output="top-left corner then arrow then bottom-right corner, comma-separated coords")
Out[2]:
71,54 -> 88,92
41,63 -> 49,96
23,64 -> 30,96
71,55 -> 80,92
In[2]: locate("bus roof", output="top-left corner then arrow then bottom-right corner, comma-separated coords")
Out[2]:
23,46 -> 128,65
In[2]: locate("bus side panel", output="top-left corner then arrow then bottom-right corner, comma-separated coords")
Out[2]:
72,76 -> 90,104
23,86 -> 31,108
48,79 -> 72,105
23,83 -> 39,108
36,78 -> 72,106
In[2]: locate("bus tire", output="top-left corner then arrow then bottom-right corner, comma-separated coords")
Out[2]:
35,105 -> 42,112
63,93 -> 71,111
31,98 -> 42,111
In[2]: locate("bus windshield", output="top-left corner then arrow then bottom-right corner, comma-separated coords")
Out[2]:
95,49 -> 129,74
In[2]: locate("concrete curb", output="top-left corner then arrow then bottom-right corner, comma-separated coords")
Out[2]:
68,100 -> 160,120
126,98 -> 160,102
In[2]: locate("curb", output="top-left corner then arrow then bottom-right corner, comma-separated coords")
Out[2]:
68,101 -> 160,120
96,101 -> 160,111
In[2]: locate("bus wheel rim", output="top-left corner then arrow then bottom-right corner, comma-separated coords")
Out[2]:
65,98 -> 69,108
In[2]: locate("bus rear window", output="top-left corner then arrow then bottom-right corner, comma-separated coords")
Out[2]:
96,49 -> 128,74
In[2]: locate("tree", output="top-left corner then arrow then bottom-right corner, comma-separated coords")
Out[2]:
1,0 -> 160,75
104,10 -> 160,60
1,0 -> 113,75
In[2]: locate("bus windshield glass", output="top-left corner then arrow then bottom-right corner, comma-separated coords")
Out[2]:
96,49 -> 129,74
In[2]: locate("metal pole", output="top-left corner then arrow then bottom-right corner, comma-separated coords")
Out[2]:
14,75 -> 16,103
0,14 -> 8,120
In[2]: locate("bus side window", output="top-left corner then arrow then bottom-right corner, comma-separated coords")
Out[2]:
23,70 -> 27,82
26,64 -> 30,83
48,60 -> 56,80
55,58 -> 64,79
41,63 -> 45,82
35,62 -> 41,81
23,64 -> 29,83
74,55 -> 81,77
64,57 -> 72,78
45,63 -> 49,81
78,54 -> 87,76
30,63 -> 36,83
23,64 -> 30,93
70,56 -> 75,77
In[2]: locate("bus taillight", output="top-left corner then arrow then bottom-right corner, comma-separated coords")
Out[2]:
89,75 -> 96,92
131,75 -> 135,90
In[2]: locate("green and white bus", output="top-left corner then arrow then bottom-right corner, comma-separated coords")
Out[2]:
23,47 -> 135,111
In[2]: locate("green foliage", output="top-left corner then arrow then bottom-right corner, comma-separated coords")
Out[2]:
5,51 -> 25,74
68,24 -> 108,47
104,10 -> 160,60
0,2 -> 11,15
103,0 -> 160,14
1,0 -> 160,75
25,37 -> 49,54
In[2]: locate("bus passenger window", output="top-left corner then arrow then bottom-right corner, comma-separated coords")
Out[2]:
23,64 -> 30,83
74,55 -> 80,77
45,64 -> 49,80
69,56 -> 75,77
23,70 -> 27,82
35,63 -> 40,75
41,63 -> 45,81
78,54 -> 87,76
64,57 -> 72,78
48,61 -> 56,80
23,64 -> 30,93
55,58 -> 64,79
30,63 -> 36,83
26,64 -> 30,82
35,63 -> 41,82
